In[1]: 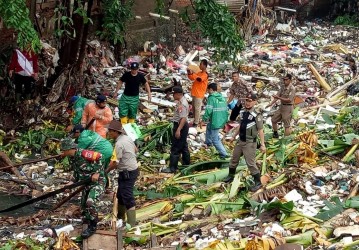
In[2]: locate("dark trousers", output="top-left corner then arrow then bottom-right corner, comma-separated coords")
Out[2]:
14,74 -> 34,97
117,168 -> 138,209
170,122 -> 190,169
230,102 -> 243,121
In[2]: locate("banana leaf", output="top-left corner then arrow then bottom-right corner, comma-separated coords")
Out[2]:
180,160 -> 229,175
315,196 -> 344,221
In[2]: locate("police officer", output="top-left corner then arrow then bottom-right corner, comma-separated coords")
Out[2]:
223,93 -> 266,192
161,86 -> 190,173
266,73 -> 296,138
106,120 -> 138,227
60,137 -> 105,239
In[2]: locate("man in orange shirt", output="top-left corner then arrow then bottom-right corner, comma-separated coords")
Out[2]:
82,95 -> 113,138
187,59 -> 208,127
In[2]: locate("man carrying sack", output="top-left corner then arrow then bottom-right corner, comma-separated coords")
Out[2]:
60,137 -> 106,239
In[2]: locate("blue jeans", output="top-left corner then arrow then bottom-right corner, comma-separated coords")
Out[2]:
205,124 -> 227,158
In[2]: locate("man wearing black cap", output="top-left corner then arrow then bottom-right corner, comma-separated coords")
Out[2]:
106,120 -> 139,227
223,93 -> 266,192
82,95 -> 113,138
161,86 -> 190,173
113,62 -> 151,124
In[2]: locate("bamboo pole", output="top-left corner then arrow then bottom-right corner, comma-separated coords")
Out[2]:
326,76 -> 358,99
308,63 -> 332,91
112,192 -> 118,231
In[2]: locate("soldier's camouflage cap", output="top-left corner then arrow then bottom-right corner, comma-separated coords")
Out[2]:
60,137 -> 77,151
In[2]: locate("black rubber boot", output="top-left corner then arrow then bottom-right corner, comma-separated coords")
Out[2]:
161,154 -> 180,173
249,173 -> 262,192
273,131 -> 279,138
117,205 -> 126,221
182,151 -> 190,166
81,219 -> 97,239
223,167 -> 236,183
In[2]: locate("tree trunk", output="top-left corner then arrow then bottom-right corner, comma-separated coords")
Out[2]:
76,0 -> 94,71
58,0 -> 87,68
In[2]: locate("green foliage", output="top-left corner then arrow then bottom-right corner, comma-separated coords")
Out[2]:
0,0 -> 41,52
155,0 -> 166,17
0,237 -> 47,250
192,0 -> 245,64
334,14 -> 359,26
99,0 -> 134,45
0,122 -> 66,159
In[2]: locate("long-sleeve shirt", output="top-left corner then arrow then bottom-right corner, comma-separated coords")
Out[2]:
188,71 -> 208,98
72,97 -> 92,125
9,49 -> 39,76
81,102 -> 113,138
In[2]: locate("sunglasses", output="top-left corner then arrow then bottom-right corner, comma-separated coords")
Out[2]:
283,78 -> 290,81
245,99 -> 255,102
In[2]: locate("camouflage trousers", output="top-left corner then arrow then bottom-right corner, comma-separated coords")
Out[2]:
81,182 -> 105,221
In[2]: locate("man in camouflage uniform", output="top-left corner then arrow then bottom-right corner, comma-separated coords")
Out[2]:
60,137 -> 106,239
266,73 -> 296,138
223,93 -> 266,192
227,72 -> 253,122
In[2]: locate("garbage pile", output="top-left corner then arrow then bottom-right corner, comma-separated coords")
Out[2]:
0,20 -> 358,249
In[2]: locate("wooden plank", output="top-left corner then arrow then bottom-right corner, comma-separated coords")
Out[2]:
83,230 -> 117,250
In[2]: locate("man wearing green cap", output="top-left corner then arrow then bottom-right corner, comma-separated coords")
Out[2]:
60,137 -> 106,239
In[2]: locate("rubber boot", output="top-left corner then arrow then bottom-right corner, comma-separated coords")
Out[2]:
126,210 -> 136,227
223,167 -> 236,183
249,173 -> 262,192
120,117 -> 128,124
81,219 -> 97,239
128,118 -> 135,123
182,151 -> 190,166
161,154 -> 180,173
15,93 -> 21,102
117,205 -> 126,221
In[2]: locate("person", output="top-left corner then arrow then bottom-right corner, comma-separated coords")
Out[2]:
113,62 -> 151,124
227,72 -> 253,122
201,83 -> 228,159
187,59 -> 209,127
161,86 -> 190,173
349,58 -> 357,78
266,73 -> 296,138
71,124 -> 113,169
8,46 -> 39,101
223,93 -> 266,191
60,137 -> 105,239
106,120 -> 138,227
67,96 -> 92,131
82,95 -> 113,138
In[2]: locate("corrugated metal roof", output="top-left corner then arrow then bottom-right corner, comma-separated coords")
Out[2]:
216,0 -> 246,13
